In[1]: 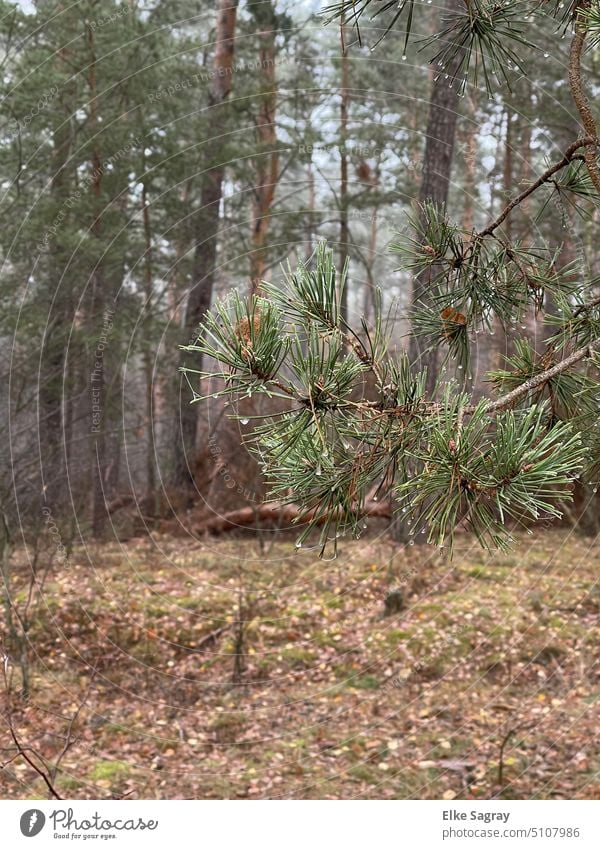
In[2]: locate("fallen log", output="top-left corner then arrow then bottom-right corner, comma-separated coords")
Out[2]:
192,500 -> 392,536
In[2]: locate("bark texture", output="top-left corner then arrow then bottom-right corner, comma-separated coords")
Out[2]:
408,0 -> 463,393
173,0 -> 239,491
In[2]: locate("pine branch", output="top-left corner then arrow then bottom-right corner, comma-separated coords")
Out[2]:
574,293 -> 600,315
482,338 -> 600,414
478,136 -> 596,237
191,244 -> 598,554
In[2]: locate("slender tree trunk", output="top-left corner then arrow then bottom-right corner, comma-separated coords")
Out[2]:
519,81 -> 533,242
363,171 -> 380,326
173,0 -> 239,492
305,160 -> 316,259
142,175 -> 157,512
408,0 -> 463,393
461,92 -> 478,233
502,108 -> 514,244
397,0 -> 463,544
249,0 -> 279,294
86,23 -> 109,538
40,46 -> 72,508
519,84 -> 533,245
490,106 -> 515,366
517,88 -> 542,347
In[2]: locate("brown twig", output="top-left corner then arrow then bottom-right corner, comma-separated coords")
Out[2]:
48,668 -> 97,785
568,2 -> 600,195
1,656 -> 62,800
194,623 -> 231,652
573,293 -> 600,316
497,720 -> 532,788
479,339 -> 600,414
478,137 -> 596,238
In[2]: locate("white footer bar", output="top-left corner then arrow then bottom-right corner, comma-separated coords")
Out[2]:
0,800 -> 597,848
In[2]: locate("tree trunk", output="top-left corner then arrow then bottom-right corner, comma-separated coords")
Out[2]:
172,499 -> 392,536
408,0 -> 463,393
519,79 -> 533,243
249,0 -> 279,294
39,46 -> 72,509
173,0 -> 239,492
399,0 -> 463,544
339,15 -> 350,323
502,106 -> 514,243
305,161 -> 316,259
493,106 -> 514,366
461,92 -> 478,233
142,174 -> 157,513
363,168 -> 380,326
87,22 -> 109,538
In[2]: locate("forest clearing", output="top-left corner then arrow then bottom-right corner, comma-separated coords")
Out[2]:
1,530 -> 597,800
1,0 -> 600,833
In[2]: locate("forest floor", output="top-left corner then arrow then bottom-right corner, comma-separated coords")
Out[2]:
0,528 -> 598,800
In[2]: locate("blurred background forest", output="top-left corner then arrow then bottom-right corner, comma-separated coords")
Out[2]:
3,0 -> 600,539
0,0 -> 598,801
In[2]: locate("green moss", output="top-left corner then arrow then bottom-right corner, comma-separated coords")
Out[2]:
522,644 -> 566,664
89,760 -> 132,782
385,629 -> 411,645
209,712 -> 248,742
143,602 -> 174,617
59,775 -> 86,791
323,593 -> 344,610
210,712 -> 247,730
348,674 -> 380,690
313,633 -> 338,648
348,764 -> 377,782
465,566 -> 494,580
280,647 -> 316,668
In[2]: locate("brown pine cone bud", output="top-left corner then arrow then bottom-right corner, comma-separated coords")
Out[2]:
235,312 -> 261,363
235,312 -> 261,346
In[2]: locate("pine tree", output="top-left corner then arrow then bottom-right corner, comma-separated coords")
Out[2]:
185,1 -> 600,555
0,0 -> 212,526
173,0 -> 240,492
